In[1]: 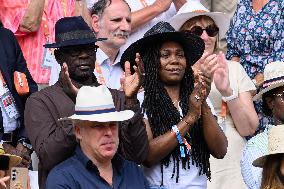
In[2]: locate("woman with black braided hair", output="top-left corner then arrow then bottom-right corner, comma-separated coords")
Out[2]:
120,21 -> 227,189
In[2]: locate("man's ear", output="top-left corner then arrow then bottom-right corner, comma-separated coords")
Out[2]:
265,96 -> 274,110
74,124 -> 83,141
54,49 -> 63,66
92,14 -> 100,33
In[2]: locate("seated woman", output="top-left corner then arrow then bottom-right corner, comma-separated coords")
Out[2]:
169,1 -> 259,189
120,21 -> 227,189
241,61 -> 284,189
252,125 -> 284,188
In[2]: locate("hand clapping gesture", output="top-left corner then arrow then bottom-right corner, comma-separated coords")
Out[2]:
213,52 -> 232,96
121,53 -> 144,98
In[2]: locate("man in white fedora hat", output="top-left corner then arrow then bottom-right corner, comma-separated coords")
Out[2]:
45,85 -> 149,189
241,61 -> 284,189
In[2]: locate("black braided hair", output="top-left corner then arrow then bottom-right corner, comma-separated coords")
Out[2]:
142,42 -> 211,184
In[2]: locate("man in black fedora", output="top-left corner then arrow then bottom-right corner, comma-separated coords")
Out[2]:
24,16 -> 148,189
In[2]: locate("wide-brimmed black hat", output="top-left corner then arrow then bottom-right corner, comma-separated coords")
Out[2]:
120,21 -> 204,73
44,16 -> 106,48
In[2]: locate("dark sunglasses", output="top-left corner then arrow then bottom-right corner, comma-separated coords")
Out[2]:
183,24 -> 219,37
61,45 -> 98,57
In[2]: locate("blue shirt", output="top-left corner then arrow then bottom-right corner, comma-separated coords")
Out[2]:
46,146 -> 149,189
94,48 -> 124,90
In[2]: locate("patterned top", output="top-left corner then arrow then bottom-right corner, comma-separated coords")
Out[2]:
0,0 -> 76,84
226,0 -> 284,79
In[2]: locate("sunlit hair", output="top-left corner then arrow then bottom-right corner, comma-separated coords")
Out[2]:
90,0 -> 131,17
260,154 -> 284,189
179,15 -> 219,51
142,41 -> 211,184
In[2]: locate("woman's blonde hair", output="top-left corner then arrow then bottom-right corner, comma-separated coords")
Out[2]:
261,154 -> 284,189
179,15 -> 220,52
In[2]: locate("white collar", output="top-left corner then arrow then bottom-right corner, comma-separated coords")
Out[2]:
96,48 -> 122,66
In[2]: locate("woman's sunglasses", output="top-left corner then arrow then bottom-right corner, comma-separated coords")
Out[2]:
183,24 -> 219,37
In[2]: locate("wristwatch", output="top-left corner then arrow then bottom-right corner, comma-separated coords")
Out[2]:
222,89 -> 238,102
18,138 -> 33,151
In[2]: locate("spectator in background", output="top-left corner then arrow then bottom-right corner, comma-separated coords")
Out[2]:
25,16 -> 148,189
252,125 -> 284,188
200,0 -> 238,51
0,26 -> 37,168
120,0 -> 187,57
226,0 -> 284,133
90,0 -> 131,89
170,1 -> 259,188
0,0 -> 91,87
46,86 -> 149,189
241,61 -> 284,189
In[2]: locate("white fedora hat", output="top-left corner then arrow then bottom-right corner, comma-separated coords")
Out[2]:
60,85 -> 134,122
169,0 -> 230,38
253,61 -> 284,101
0,143 -> 22,168
253,125 -> 284,167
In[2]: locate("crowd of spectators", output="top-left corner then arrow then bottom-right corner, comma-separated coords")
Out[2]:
0,0 -> 283,188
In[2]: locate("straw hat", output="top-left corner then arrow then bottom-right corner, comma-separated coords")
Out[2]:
253,61 -> 284,100
59,85 -> 134,122
120,21 -> 204,74
0,144 -> 22,168
253,125 -> 284,167
169,0 -> 230,38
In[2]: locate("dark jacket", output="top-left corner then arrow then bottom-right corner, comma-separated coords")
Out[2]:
0,27 -> 38,142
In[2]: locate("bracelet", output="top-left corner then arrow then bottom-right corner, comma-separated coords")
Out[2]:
172,125 -> 185,157
221,89 -> 238,102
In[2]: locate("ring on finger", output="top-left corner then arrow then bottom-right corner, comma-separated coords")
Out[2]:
195,95 -> 200,101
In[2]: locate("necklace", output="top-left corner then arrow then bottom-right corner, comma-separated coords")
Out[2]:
172,100 -> 180,106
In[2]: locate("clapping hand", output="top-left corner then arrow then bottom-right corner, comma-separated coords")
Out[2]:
213,52 -> 232,96
59,63 -> 79,101
121,53 -> 144,98
187,72 -> 209,122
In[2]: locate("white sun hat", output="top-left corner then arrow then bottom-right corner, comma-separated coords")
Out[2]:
169,0 -> 230,38
59,85 -> 134,122
253,61 -> 284,101
253,125 -> 284,167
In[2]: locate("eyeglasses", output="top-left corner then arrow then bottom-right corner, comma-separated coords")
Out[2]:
183,24 -> 219,37
61,45 -> 98,57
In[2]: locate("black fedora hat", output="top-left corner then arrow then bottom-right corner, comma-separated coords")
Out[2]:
120,21 -> 204,73
44,16 -> 106,48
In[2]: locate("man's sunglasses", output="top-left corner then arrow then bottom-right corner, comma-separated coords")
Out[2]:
183,24 -> 219,37
61,45 -> 98,57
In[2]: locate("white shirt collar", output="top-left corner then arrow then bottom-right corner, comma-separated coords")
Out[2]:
96,48 -> 122,66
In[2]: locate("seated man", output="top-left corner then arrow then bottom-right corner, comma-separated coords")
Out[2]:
46,86 -> 149,189
25,16 -> 148,189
